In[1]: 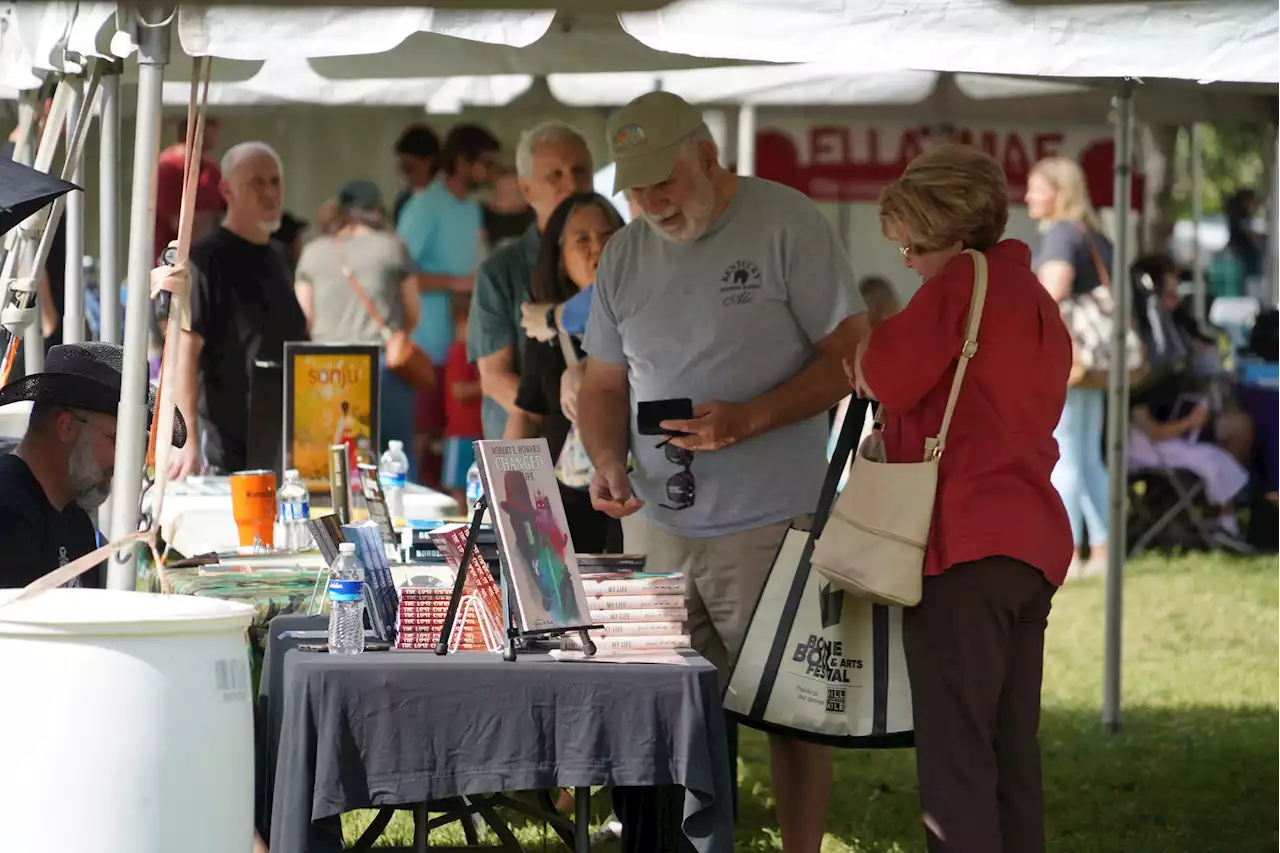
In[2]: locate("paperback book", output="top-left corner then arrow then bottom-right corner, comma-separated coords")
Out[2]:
473,439 -> 592,634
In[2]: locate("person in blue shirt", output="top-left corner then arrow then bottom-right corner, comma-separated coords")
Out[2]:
396,123 -> 500,486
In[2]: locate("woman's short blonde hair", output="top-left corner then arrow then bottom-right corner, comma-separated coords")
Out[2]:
878,143 -> 1009,254
1028,156 -> 1101,231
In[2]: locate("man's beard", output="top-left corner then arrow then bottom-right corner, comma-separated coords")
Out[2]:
69,432 -> 112,511
640,175 -> 717,245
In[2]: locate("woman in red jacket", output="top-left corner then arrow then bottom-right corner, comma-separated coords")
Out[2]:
849,144 -> 1074,853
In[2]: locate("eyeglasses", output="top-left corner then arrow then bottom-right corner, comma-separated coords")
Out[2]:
657,438 -> 695,511
899,245 -> 912,259
70,411 -> 116,443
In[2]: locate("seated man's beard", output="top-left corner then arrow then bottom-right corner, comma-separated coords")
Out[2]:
69,434 -> 112,511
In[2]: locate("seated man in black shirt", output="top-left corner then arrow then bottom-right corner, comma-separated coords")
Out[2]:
168,141 -> 309,478
0,341 -> 186,588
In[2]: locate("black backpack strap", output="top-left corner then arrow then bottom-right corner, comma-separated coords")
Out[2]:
812,397 -> 872,539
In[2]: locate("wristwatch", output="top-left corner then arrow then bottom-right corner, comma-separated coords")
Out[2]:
545,305 -> 558,333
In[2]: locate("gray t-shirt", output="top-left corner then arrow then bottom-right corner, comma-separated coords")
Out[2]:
583,177 -> 863,539
295,231 -> 411,345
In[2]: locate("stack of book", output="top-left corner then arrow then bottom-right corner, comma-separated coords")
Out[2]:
573,571 -> 691,653
403,522 -> 499,570
396,585 -> 494,651
395,524 -> 505,653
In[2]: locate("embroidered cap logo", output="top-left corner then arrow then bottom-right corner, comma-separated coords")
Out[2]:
612,124 -> 647,153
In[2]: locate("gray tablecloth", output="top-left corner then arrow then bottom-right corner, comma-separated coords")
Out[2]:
269,646 -> 734,853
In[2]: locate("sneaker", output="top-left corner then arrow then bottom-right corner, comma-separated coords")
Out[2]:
590,817 -> 623,844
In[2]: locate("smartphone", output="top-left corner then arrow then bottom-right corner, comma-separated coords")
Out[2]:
637,398 -> 693,436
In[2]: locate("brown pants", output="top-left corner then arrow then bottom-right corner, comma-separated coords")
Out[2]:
902,556 -> 1057,853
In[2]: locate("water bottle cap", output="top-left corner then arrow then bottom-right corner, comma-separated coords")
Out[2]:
285,468 -> 301,479
338,542 -> 356,553
388,440 -> 403,451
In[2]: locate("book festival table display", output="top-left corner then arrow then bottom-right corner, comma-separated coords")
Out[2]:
256,439 -> 733,852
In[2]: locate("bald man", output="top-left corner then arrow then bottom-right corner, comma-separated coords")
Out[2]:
169,141 -> 310,478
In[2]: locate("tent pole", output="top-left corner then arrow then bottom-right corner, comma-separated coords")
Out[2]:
1190,124 -> 1205,321
107,13 -> 172,591
63,76 -> 86,346
1102,79 -> 1134,734
98,65 -> 123,534
1268,123 -> 1278,307
736,104 -> 756,176
99,66 -> 123,345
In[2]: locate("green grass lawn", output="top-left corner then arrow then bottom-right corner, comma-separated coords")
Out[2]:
343,553 -> 1278,851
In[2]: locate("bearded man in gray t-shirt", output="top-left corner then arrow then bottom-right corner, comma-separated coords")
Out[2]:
580,91 -> 868,852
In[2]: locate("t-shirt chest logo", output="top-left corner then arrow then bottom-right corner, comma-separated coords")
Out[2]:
719,260 -> 762,307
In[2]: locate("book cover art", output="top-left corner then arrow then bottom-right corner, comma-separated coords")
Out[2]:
474,439 -> 592,634
284,343 -> 380,498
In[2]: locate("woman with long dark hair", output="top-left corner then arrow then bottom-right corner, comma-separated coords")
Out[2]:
505,192 -> 625,553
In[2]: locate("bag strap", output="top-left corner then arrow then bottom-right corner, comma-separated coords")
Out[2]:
812,396 -> 871,539
926,248 -> 988,460
333,236 -> 393,341
1078,222 -> 1112,289
557,328 -> 579,367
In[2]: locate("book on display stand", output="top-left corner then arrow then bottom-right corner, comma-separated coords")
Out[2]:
434,439 -> 601,661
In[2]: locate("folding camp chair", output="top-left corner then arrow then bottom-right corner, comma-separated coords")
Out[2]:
1127,466 -> 1217,556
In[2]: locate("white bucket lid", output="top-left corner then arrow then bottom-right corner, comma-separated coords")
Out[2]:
0,588 -> 257,637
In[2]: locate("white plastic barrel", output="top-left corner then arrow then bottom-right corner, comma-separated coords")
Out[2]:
0,588 -> 257,853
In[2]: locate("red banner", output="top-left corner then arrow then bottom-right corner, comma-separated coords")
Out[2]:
754,122 -> 1142,210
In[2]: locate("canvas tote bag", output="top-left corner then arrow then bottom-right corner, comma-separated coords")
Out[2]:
811,249 -> 989,607
553,330 -> 594,489
723,396 -> 913,747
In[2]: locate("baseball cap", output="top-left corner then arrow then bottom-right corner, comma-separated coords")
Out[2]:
338,179 -> 382,212
606,91 -> 705,194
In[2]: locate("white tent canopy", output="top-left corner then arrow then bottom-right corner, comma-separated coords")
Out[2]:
158,58 -> 533,110
548,66 -> 1278,123
177,6 -> 552,62
305,9 -> 758,78
619,0 -> 1280,84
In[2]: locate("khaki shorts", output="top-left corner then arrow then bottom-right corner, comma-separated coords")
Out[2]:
645,516 -> 808,685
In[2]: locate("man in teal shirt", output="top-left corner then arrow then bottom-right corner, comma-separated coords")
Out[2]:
467,120 -> 594,440
397,124 -> 501,365
397,124 -> 500,485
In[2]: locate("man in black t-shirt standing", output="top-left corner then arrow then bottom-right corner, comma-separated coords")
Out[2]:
0,342 -> 187,588
168,141 -> 309,478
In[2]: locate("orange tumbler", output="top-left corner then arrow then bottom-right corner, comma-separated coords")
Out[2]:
230,469 -> 277,549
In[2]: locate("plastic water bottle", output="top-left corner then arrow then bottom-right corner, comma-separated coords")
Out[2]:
327,543 -> 365,655
379,440 -> 409,520
465,461 -> 484,517
279,469 -> 311,552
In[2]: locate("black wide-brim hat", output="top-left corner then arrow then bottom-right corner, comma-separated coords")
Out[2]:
0,341 -> 186,447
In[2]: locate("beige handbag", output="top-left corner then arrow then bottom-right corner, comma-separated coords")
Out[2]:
810,248 -> 989,607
